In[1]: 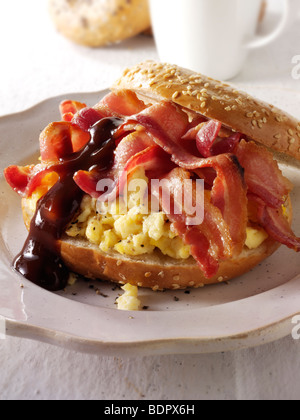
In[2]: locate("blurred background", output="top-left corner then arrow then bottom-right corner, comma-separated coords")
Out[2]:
0,0 -> 299,116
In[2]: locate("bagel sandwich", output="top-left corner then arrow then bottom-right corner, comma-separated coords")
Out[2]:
4,61 -> 300,292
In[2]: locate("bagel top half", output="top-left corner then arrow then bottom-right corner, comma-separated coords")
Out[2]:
113,61 -> 300,162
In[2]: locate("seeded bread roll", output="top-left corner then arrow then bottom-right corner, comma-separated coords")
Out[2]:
113,61 -> 300,161
48,0 -> 151,47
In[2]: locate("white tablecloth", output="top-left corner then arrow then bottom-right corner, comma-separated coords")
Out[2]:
0,0 -> 300,400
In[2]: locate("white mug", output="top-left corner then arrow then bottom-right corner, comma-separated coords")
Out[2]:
149,0 -> 291,80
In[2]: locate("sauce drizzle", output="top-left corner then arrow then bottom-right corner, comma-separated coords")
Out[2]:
14,117 -> 123,291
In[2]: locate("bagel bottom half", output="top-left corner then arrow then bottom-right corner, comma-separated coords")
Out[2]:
21,197 -> 290,290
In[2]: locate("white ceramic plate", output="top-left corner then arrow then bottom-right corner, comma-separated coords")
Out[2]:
0,88 -> 299,356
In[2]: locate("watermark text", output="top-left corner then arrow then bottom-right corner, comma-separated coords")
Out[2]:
291,55 -> 300,80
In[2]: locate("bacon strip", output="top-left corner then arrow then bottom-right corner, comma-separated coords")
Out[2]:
211,132 -> 241,156
60,100 -> 87,122
133,103 -> 248,253
71,90 -> 148,134
195,120 -> 222,157
74,142 -> 174,200
40,122 -> 90,163
152,168 -> 233,278
4,165 -> 35,196
235,140 -> 293,208
256,202 -> 300,252
72,107 -> 104,132
94,91 -> 147,118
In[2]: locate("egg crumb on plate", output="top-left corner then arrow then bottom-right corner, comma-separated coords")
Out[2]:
116,283 -> 141,311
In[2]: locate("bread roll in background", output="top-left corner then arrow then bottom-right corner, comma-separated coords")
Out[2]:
48,0 -> 151,47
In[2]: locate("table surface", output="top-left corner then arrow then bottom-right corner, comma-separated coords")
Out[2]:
1,0 -> 300,400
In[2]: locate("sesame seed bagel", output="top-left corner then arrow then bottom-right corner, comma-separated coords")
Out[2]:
113,61 -> 300,161
48,0 -> 151,47
21,197 -> 292,290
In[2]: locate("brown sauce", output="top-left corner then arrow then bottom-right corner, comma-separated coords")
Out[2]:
14,117 -> 123,291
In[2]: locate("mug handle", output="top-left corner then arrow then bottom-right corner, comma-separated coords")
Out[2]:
245,0 -> 290,49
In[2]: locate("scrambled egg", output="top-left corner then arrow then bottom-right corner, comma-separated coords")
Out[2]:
245,227 -> 268,250
116,283 -> 141,311
66,168 -> 191,259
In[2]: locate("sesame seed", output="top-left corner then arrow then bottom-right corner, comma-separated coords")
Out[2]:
246,112 -> 254,118
137,282 -> 143,287
289,137 -> 296,144
189,281 -> 195,286
116,260 -> 122,266
200,88 -> 208,94
145,272 -> 152,278
173,275 -> 180,282
172,284 -> 181,290
204,82 -> 210,88
274,133 -> 281,139
218,276 -> 224,282
152,285 -> 159,291
225,106 -> 232,112
172,91 -> 180,100
235,98 -> 243,105
158,271 -> 165,278
252,120 -> 258,127
258,122 -> 263,129
212,95 -> 218,101
201,102 -> 207,109
288,129 -> 294,136
276,116 -> 283,122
